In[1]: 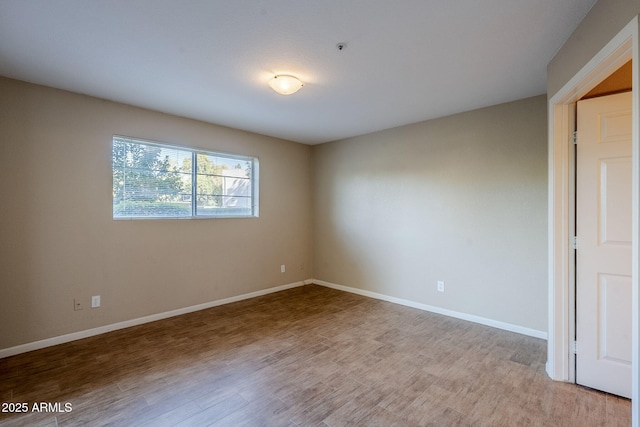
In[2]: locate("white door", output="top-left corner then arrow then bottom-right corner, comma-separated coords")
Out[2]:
576,91 -> 632,398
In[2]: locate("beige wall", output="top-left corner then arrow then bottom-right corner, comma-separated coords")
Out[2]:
547,0 -> 639,98
0,81 -> 549,349
312,96 -> 548,332
0,77 -> 313,349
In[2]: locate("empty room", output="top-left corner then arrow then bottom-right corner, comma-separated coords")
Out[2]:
1,0 -> 639,426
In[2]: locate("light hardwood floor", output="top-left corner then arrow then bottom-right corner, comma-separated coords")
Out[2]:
0,284 -> 631,426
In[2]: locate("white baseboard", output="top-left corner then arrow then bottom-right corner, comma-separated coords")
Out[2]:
1,278 -> 547,359
311,279 -> 548,340
0,281 -> 306,359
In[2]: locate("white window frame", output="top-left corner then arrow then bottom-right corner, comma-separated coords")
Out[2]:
112,136 -> 259,219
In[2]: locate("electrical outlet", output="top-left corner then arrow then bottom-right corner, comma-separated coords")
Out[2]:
281,264 -> 286,273
74,298 -> 83,311
91,295 -> 101,308
437,281 -> 445,293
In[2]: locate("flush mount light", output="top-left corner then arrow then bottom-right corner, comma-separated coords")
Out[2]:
268,74 -> 303,95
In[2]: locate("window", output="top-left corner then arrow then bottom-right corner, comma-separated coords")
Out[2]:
112,136 -> 258,219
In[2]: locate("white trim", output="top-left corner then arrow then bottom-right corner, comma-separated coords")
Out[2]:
632,24 -> 640,426
547,94 -> 573,382
0,281 -> 306,359
313,279 -> 548,340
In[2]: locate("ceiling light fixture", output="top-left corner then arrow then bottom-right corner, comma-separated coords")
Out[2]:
268,74 -> 303,95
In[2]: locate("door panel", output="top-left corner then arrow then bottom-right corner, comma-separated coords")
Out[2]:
576,91 -> 632,398
599,157 -> 632,245
598,273 -> 632,363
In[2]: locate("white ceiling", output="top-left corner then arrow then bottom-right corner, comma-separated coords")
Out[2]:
0,0 -> 596,144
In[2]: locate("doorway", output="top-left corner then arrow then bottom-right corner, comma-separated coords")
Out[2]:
547,16 -> 638,412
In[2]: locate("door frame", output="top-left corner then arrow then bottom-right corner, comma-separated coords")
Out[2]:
547,15 -> 639,421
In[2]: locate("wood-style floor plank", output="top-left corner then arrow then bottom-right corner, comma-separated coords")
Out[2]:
0,284 -> 631,426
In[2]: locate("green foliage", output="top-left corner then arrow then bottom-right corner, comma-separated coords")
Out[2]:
112,139 -> 186,204
113,201 -> 191,217
182,153 -> 225,207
